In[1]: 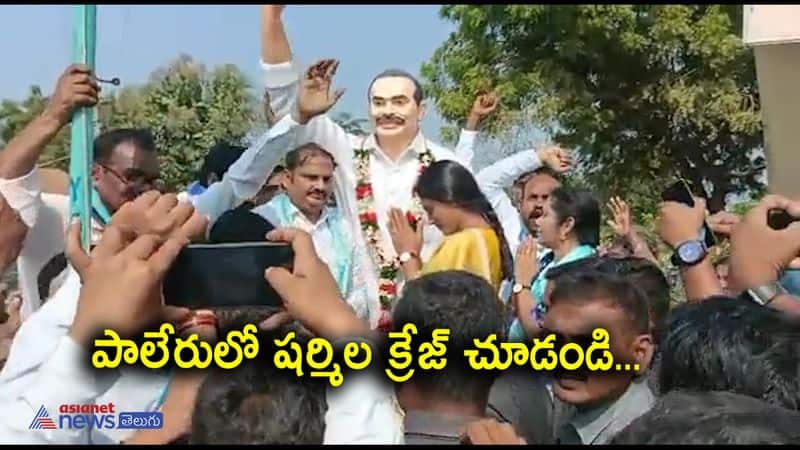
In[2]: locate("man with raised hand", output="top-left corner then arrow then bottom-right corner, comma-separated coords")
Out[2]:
256,5 -> 495,326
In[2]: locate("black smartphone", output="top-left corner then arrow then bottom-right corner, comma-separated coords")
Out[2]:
768,209 -> 800,230
660,179 -> 716,249
163,242 -> 294,309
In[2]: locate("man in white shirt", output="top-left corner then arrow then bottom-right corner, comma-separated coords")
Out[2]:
251,142 -> 376,326
259,5 -> 481,325
476,150 -> 567,257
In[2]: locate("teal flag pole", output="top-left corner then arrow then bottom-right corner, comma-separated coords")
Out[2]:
69,5 -> 97,251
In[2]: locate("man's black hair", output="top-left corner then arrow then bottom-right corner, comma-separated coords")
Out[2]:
611,390 -> 800,444
284,143 -> 336,171
367,69 -> 424,105
392,270 -> 506,408
548,267 -> 650,336
208,207 -> 276,244
659,296 -> 800,410
546,257 -> 669,344
197,142 -> 247,188
93,128 -> 156,164
191,327 -> 327,444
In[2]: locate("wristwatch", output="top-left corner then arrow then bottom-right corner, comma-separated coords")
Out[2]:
670,240 -> 707,267
399,251 -> 418,264
512,283 -> 531,295
747,281 -> 787,306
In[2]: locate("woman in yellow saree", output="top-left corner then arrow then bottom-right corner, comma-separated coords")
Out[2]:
387,160 -> 513,292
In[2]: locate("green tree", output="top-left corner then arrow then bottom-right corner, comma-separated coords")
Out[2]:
101,54 -> 258,189
422,5 -> 763,213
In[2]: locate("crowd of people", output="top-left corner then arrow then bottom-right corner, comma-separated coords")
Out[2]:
1,4 -> 800,445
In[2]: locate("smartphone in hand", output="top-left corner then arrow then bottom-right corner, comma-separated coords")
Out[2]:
660,178 -> 716,249
163,242 -> 294,309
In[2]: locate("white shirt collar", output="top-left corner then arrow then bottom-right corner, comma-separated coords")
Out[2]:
359,132 -> 428,163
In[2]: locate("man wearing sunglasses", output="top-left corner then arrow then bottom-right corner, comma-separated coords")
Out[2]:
540,266 -> 655,445
487,258 -> 656,444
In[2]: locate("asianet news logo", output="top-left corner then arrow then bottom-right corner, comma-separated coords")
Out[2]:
28,403 -> 163,430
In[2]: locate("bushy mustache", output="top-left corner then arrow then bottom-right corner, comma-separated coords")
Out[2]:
377,113 -> 406,125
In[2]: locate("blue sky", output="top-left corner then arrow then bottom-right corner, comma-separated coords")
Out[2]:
0,5 -> 456,140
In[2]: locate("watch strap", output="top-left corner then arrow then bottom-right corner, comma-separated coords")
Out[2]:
747,282 -> 787,306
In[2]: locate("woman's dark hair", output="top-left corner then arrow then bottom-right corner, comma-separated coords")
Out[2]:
549,186 -> 601,247
415,160 -> 513,280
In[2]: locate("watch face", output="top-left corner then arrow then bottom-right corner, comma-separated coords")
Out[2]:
678,241 -> 704,264
512,283 -> 522,294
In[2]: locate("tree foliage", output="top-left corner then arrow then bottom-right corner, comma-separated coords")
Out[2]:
422,5 -> 763,213
99,54 -> 258,189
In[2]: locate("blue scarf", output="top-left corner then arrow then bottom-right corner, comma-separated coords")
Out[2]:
269,193 -> 352,295
91,187 -> 112,225
508,244 -> 596,342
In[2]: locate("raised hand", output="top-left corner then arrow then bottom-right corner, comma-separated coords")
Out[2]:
42,64 -> 101,126
514,236 -> 539,283
729,195 -> 800,290
465,91 -> 499,129
110,191 -> 208,246
296,59 -> 345,124
536,145 -> 572,173
606,196 -> 632,237
66,222 -> 192,347
656,197 -> 706,249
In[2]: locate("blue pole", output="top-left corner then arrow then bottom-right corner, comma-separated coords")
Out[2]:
69,5 -> 97,251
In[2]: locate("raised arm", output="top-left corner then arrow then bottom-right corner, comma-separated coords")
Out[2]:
196,59 -> 354,229
657,199 -> 723,301
0,65 -> 99,228
260,5 -> 300,119
193,115 -> 300,227
453,92 -> 499,167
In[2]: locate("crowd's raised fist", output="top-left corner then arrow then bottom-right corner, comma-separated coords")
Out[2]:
296,59 -> 345,124
42,64 -> 100,127
656,197 -> 707,249
470,91 -> 499,118
536,145 -> 573,174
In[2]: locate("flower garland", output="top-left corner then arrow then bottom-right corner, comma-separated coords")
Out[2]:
354,143 -> 434,331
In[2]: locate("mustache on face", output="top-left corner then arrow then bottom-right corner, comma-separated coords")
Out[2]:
307,189 -> 327,197
529,207 -> 543,221
377,113 -> 406,125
